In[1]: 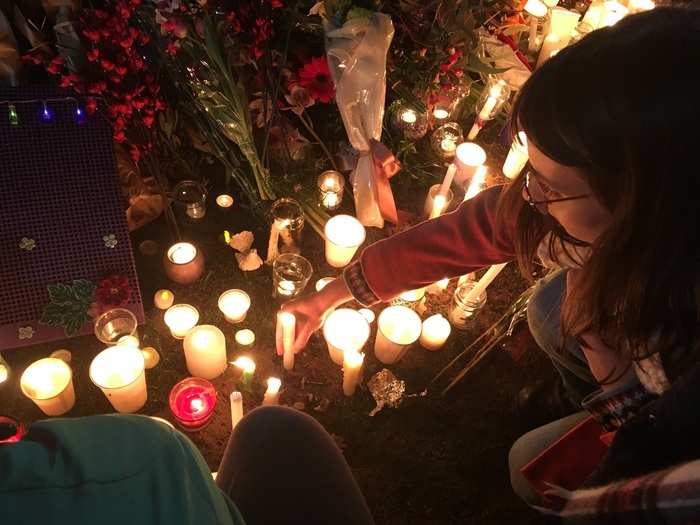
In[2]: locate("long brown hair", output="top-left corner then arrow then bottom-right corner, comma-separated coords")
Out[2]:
498,7 -> 700,373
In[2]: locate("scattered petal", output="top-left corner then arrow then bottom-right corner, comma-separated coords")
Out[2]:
235,249 -> 263,271
229,231 -> 254,253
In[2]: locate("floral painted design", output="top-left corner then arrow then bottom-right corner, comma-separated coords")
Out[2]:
40,279 -> 97,336
18,326 -> 35,340
103,234 -> 118,248
95,274 -> 132,310
19,238 -> 36,251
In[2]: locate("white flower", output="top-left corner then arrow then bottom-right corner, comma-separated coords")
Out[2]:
19,238 -> 36,251
18,326 -> 34,340
103,234 -> 118,249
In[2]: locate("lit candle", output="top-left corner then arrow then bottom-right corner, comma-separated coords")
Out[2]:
374,306 -> 422,365
429,194 -> 448,220
277,312 -> 296,370
454,142 -> 487,186
468,80 -> 510,140
358,308 -> 376,324
464,263 -> 508,305
440,138 -> 457,156
322,308 -> 371,365
399,288 -> 426,303
342,350 -> 364,396
537,33 -> 564,69
548,7 -> 581,43
262,377 -> 282,406
525,0 -> 549,52
164,304 -> 199,339
438,163 -> 457,200
216,194 -> 234,208
318,171 -> 345,211
183,325 -> 228,380
163,242 -> 205,285
324,214 -> 366,268
502,132 -> 529,179
230,391 -> 243,430
20,358 -> 75,416
464,165 -> 488,201
235,329 -> 256,348
627,0 -> 654,14
141,346 -> 161,369
433,108 -> 450,121
315,277 -> 335,292
582,0 -> 605,29
602,0 -> 628,26
218,289 -> 251,323
154,289 -> 175,310
277,280 -> 297,297
232,356 -> 256,388
168,377 -> 216,431
0,357 -> 9,384
89,345 -> 147,413
400,109 -> 417,124
117,335 -> 140,348
419,314 -> 452,351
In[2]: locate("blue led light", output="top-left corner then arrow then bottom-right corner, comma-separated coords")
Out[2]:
40,101 -> 53,121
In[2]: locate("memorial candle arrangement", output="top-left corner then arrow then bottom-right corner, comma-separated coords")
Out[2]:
183,325 -> 228,380
317,171 -> 345,211
218,289 -> 251,323
262,377 -> 282,406
272,253 -> 313,299
467,79 -> 511,140
431,122 -> 463,159
323,308 -> 371,365
164,242 -> 205,285
324,215 -> 366,268
390,106 -> 428,140
169,377 -> 217,431
89,345 -> 147,413
20,357 -> 75,416
164,304 -> 199,339
374,306 -> 422,365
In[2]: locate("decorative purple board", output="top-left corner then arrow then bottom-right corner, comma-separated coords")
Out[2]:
0,87 -> 144,350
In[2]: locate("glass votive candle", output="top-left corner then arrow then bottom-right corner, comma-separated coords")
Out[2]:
272,253 -> 313,299
154,289 -> 175,310
0,416 -> 25,444
218,289 -> 251,323
317,170 -> 345,211
502,132 -> 529,179
454,142 -> 487,187
419,314 -> 452,351
448,280 -> 488,329
322,308 -> 371,365
164,304 -> 199,339
94,307 -> 138,345
173,180 -> 207,221
270,198 -> 305,253
423,184 -> 455,219
324,214 -> 366,268
468,78 -> 511,140
89,345 -> 147,413
390,106 -> 428,140
183,325 -> 228,380
169,377 -> 217,431
216,194 -> 234,208
20,358 -> 75,416
163,242 -> 205,285
431,122 -> 463,160
374,306 -> 423,365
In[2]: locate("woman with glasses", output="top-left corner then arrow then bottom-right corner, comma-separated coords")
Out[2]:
278,6 -> 700,522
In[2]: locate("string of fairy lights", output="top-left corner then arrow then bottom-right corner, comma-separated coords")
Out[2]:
0,97 -> 95,126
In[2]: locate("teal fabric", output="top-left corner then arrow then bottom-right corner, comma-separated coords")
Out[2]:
0,414 -> 245,525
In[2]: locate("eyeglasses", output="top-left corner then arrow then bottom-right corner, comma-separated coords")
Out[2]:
523,171 -> 591,213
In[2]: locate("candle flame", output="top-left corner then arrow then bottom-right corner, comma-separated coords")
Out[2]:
343,350 -> 365,368
464,165 -> 488,201
433,108 -> 449,120
266,377 -> 282,394
223,230 -> 231,244
190,398 -> 204,413
232,356 -> 256,374
400,109 -> 418,124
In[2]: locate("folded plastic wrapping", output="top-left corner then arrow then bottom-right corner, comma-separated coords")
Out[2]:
325,14 -> 395,228
477,28 -> 532,90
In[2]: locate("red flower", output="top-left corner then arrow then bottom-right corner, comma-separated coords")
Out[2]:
165,41 -> 179,55
298,56 -> 335,103
59,76 -> 73,88
83,29 -> 101,42
116,65 -> 128,76
86,98 -> 98,114
129,145 -> 141,164
95,274 -> 132,309
87,48 -> 100,62
142,115 -> 154,127
114,130 -> 126,142
101,58 -> 115,71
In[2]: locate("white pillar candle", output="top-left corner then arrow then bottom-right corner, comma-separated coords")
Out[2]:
464,165 -> 488,201
20,358 -> 75,416
277,312 -> 296,370
230,391 -> 243,430
582,0 -> 605,29
525,0 -> 548,51
262,377 -> 282,406
503,132 -> 529,179
323,308 -> 371,365
90,346 -> 147,413
464,263 -> 508,305
358,308 -> 376,324
216,194 -> 234,208
454,142 -> 487,186
218,289 -> 251,323
419,314 -> 452,351
154,289 -> 175,310
235,329 -> 256,348
183,325 -> 228,380
324,215 -> 366,268
342,350 -> 364,396
164,242 -> 205,285
429,194 -> 448,219
374,306 -> 422,365
537,33 -> 564,69
438,164 -> 457,199
164,304 -> 199,339
548,7 -> 581,43
315,277 -> 335,292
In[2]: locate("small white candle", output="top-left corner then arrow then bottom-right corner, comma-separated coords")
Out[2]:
277,280 -> 297,297
278,312 -> 296,370
230,391 -> 243,430
216,194 -> 234,208
400,109 -> 418,124
464,165 -> 488,201
235,329 -> 256,347
343,350 -> 364,396
502,132 -> 529,179
183,325 -> 228,380
21,358 -> 75,416
464,263 -> 508,305
454,142 -> 487,185
399,288 -> 426,303
438,164 -> 457,199
324,215 -> 366,268
262,377 -> 282,406
374,306 -> 422,365
323,192 -> 340,209
358,308 -> 376,324
440,138 -> 457,155
525,0 -> 548,51
168,242 -> 196,264
141,346 -> 161,369
232,356 -> 256,387
218,289 -> 251,323
164,304 -> 199,339
89,346 -> 147,413
164,242 -> 204,285
433,108 -> 450,120
0,363 -> 8,384
419,314 -> 452,351
323,308 -> 371,365
154,289 -> 175,310
315,277 -> 335,292
537,33 -> 564,69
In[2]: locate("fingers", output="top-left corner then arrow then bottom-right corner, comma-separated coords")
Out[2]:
293,323 -> 314,354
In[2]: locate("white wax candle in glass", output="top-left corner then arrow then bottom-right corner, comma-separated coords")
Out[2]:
400,109 -> 417,124
262,377 -> 282,406
374,306 -> 422,365
343,350 -> 364,396
216,194 -> 234,208
323,308 -> 371,365
20,358 -> 75,416
324,215 -> 366,268
218,289 -> 251,323
468,80 -> 511,140
502,132 -> 529,179
232,356 -> 256,387
154,289 -> 175,310
164,242 -> 204,285
317,171 -> 345,211
419,314 -> 452,351
90,346 -> 147,413
164,304 -> 199,339
433,108 -> 450,121
277,312 -> 296,370
183,325 -> 228,380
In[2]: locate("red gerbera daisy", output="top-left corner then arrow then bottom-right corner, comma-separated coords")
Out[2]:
298,56 -> 335,104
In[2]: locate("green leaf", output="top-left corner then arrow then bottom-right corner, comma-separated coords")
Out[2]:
40,303 -> 66,326
47,283 -> 74,304
72,279 -> 96,303
64,316 -> 83,337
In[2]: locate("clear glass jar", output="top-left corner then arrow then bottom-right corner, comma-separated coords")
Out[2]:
272,253 -> 313,299
431,122 -> 464,159
317,170 -> 345,211
448,280 -> 488,329
173,180 -> 207,221
390,105 -> 428,140
270,198 -> 305,254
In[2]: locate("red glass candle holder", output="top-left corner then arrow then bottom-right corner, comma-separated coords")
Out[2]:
168,377 -> 217,431
0,416 -> 25,444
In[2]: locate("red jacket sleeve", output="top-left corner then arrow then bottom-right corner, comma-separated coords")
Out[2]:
358,185 -> 516,302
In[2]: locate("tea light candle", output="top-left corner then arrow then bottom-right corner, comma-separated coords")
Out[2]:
20,358 -> 75,416
218,289 -> 251,323
183,325 -> 228,380
358,308 -> 376,324
262,377 -> 282,406
374,306 -> 422,365
216,194 -> 234,208
400,109 -> 417,124
323,308 -> 371,365
168,377 -> 216,431
164,304 -> 199,339
230,391 -> 243,430
235,329 -> 256,348
503,132 -> 529,179
318,171 -> 345,211
164,242 -> 205,285
141,347 -> 161,369
440,138 -> 457,156
278,312 -> 296,370
316,277 -> 335,292
433,108 -> 450,121
154,289 -> 175,310
343,350 -> 364,396
525,0 -> 548,51
419,314 -> 452,351
454,142 -> 487,186
232,356 -> 256,388
89,346 -> 147,413
324,215 -> 366,268
277,280 -> 297,297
